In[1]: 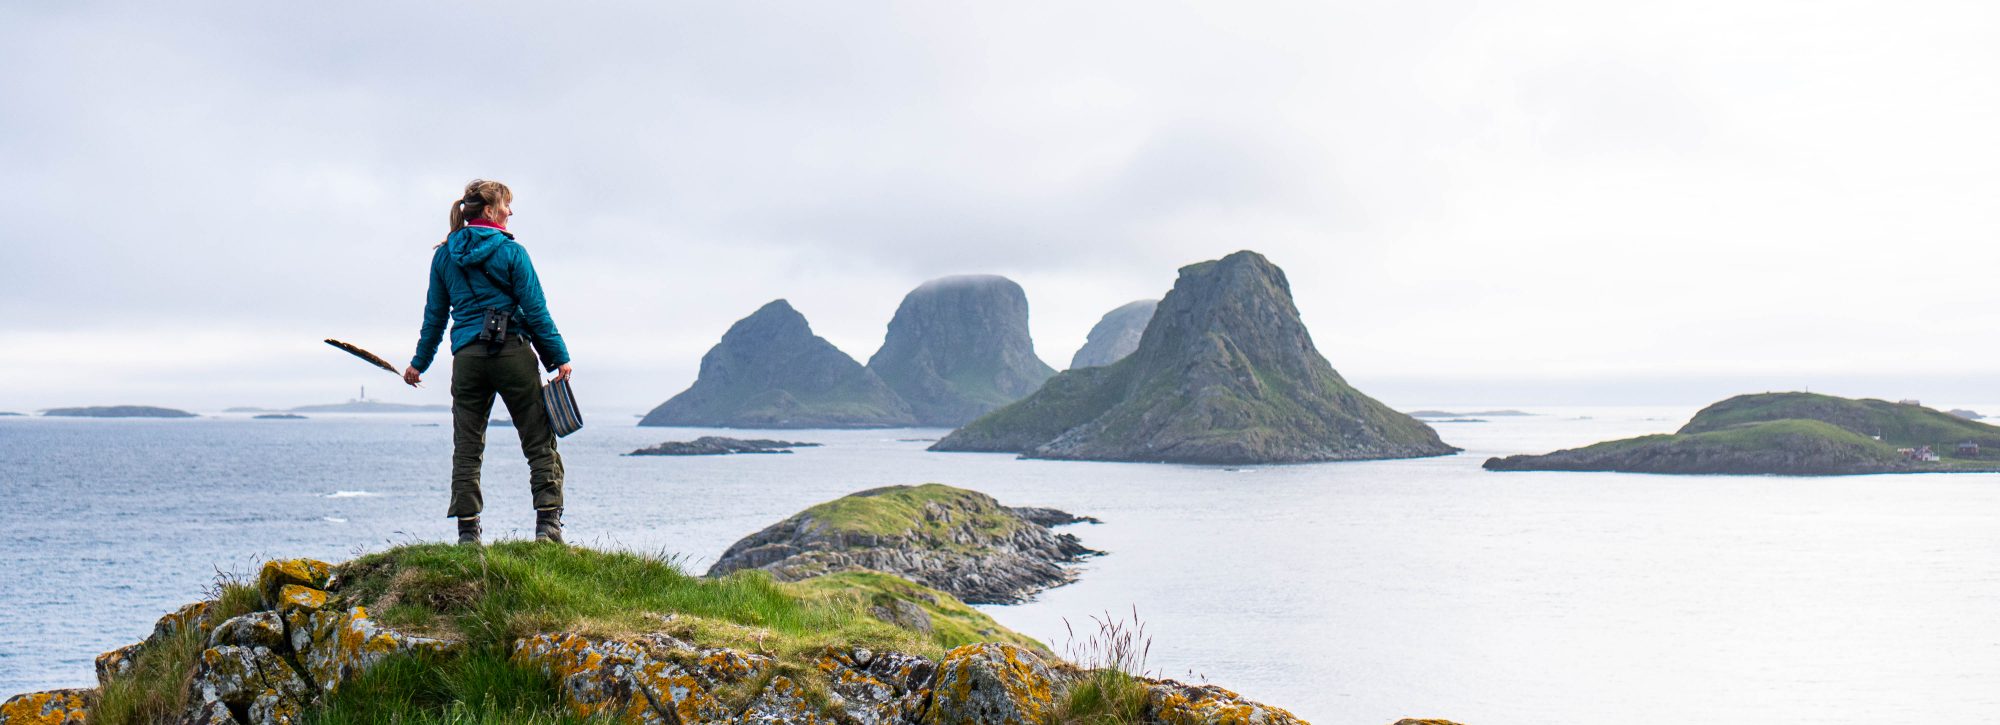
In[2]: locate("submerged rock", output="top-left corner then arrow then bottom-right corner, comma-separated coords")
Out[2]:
628,436 -> 822,456
706,483 -> 1099,604
866,275 -> 1057,427
934,251 -> 1457,464
641,300 -> 916,429
1068,299 -> 1157,369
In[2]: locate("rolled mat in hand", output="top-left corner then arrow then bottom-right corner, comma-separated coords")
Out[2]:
543,377 -> 583,437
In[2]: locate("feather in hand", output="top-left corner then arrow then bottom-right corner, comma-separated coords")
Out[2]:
325,339 -> 404,379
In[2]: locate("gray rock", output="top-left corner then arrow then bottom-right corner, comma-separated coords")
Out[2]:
866,275 -> 1057,427
1069,299 -> 1157,369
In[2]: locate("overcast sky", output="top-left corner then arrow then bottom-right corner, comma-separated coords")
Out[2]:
2,1 -> 1995,413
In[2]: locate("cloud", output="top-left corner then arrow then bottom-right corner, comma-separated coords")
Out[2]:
3,0 -> 1998,411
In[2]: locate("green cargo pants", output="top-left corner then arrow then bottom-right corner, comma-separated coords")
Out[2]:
448,336 -> 563,517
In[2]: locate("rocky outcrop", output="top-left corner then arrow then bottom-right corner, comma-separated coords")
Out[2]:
866,276 -> 1057,427
10,558 -> 454,725
933,251 -> 1458,464
629,437 -> 822,456
513,633 -> 1306,725
40,405 -> 197,418
706,484 -> 1098,604
0,689 -> 91,724
3,542 -> 1320,725
641,300 -> 917,429
1068,299 -> 1157,369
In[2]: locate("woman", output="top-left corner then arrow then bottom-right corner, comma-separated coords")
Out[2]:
405,179 -> 573,545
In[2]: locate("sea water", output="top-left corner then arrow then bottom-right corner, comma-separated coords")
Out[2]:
2,407 -> 1997,724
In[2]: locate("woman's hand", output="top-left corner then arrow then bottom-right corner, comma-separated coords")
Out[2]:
403,366 -> 422,387
552,363 -> 573,383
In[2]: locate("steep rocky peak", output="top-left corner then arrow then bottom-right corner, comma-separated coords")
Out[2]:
722,299 -> 813,341
1131,250 -> 1320,373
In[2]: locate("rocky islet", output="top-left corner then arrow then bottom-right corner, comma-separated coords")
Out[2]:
706,483 -> 1098,605
932,251 -> 1458,464
630,436 -> 823,456
640,300 -> 917,429
865,275 -> 1057,427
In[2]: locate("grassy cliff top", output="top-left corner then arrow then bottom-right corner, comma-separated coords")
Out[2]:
795,483 -> 1028,540
334,541 -> 1042,659
1681,392 -> 2000,446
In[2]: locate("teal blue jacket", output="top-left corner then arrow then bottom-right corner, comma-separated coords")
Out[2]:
410,226 -> 571,373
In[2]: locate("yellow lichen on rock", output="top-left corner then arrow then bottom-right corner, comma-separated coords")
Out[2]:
738,676 -> 823,724
274,584 -> 329,615
257,559 -> 332,607
151,599 -> 217,643
1146,681 -> 1308,725
923,643 -> 1056,725
0,689 -> 92,725
293,607 -> 455,696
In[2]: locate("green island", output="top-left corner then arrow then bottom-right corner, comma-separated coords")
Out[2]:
1485,392 -> 2000,475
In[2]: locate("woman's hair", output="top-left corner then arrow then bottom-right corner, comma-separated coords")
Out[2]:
446,179 -> 513,240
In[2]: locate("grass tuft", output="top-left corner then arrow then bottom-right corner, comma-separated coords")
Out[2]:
1050,607 -> 1157,725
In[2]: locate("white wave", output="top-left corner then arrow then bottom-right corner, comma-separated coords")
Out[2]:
324,491 -> 379,498
322,516 -> 348,523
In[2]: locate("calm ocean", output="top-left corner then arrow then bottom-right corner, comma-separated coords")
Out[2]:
3,406 -> 1997,724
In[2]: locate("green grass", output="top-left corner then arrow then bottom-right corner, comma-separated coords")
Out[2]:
305,648 -> 599,725
792,571 -> 1049,655
1052,669 -> 1153,725
1681,392 -> 2000,448
793,484 -> 1026,541
334,542 -> 988,659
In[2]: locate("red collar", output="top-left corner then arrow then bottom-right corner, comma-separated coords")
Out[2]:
466,217 -> 507,231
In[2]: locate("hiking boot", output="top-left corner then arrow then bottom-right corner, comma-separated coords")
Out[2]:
456,516 -> 481,546
535,507 -> 564,544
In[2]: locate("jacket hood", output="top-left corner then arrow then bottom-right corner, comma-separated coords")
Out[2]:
449,226 -> 512,267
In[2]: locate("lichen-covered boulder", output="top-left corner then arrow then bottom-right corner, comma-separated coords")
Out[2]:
1145,680 -> 1308,725
922,643 -> 1056,725
94,642 -> 144,686
512,631 -> 791,725
737,676 -> 824,724
817,648 -> 935,725
257,559 -> 332,608
0,688 -> 93,725
289,606 -> 454,695
186,644 -> 310,711
149,600 -> 217,645
210,611 -> 289,650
